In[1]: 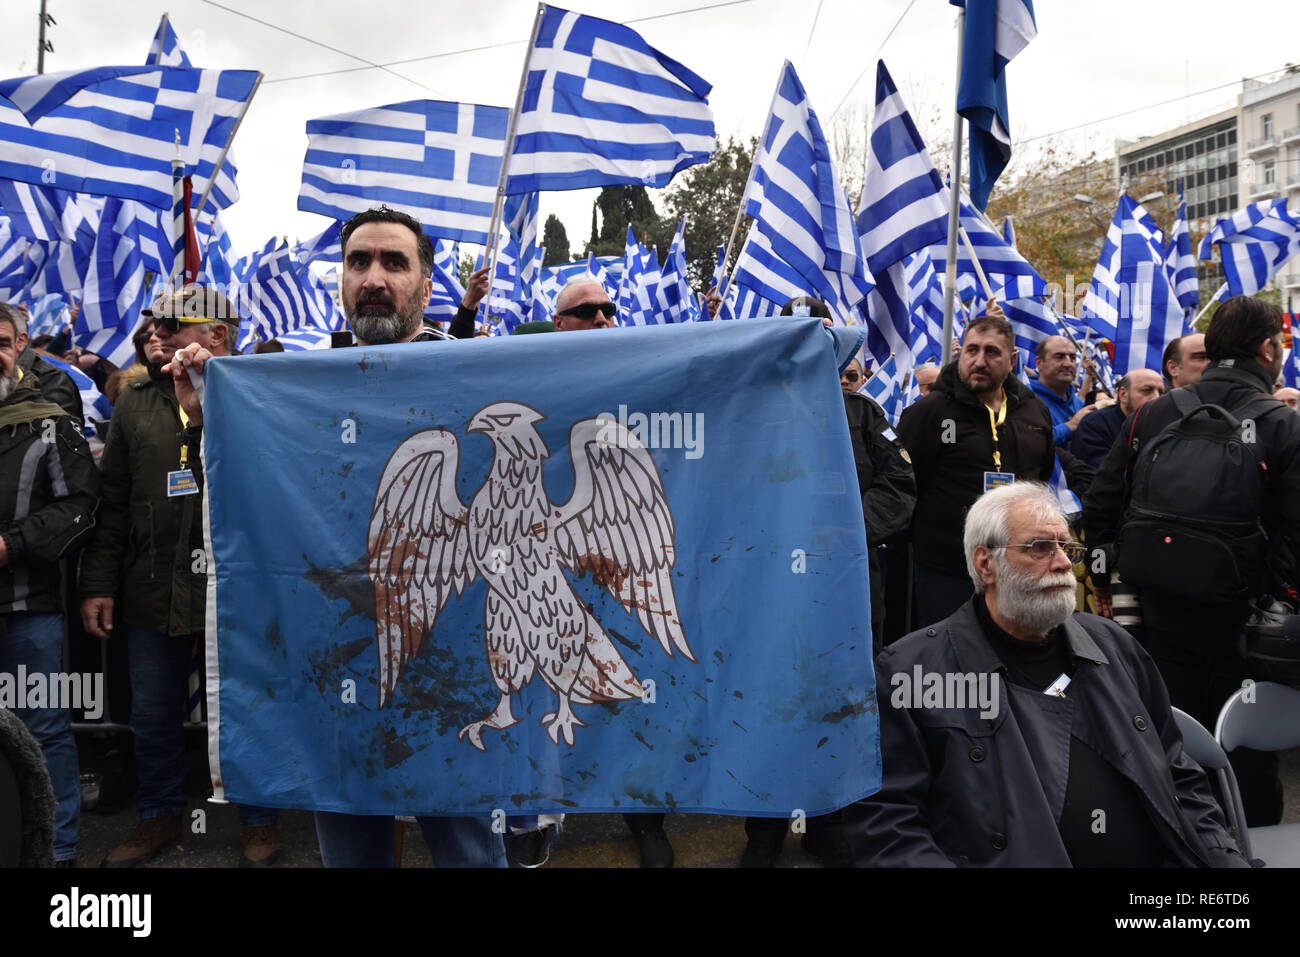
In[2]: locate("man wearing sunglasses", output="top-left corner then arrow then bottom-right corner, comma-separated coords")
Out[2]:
847,482 -> 1246,868
553,280 -> 617,330
78,285 -> 282,867
839,358 -> 867,394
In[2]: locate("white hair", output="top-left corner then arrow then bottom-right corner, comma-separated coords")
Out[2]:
963,482 -> 1064,594
554,274 -> 605,313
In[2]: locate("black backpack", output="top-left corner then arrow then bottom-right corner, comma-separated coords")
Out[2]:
1117,387 -> 1288,602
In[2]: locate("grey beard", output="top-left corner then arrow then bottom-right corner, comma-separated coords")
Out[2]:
350,310 -> 421,345
0,370 -> 17,402
993,554 -> 1078,635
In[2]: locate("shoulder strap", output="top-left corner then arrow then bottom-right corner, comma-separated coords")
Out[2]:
1168,387 -> 1200,418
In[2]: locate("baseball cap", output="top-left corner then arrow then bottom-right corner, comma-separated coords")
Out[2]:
143,284 -> 241,326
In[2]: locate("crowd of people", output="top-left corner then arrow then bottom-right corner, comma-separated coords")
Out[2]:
1,204 -> 1295,868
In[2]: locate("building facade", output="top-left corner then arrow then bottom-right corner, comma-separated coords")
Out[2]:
1239,68 -> 1300,304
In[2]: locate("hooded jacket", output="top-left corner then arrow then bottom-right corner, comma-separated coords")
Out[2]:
0,371 -> 99,614
897,362 -> 1056,576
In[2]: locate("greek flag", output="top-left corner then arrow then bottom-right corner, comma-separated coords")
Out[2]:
275,328 -> 335,351
863,353 -> 906,426
1286,316 -> 1300,389
293,222 -> 342,268
1048,453 -> 1081,520
1001,293 -> 1062,372
951,0 -> 1037,210
1079,330 -> 1116,394
0,182 -> 100,254
617,227 -> 650,325
727,283 -> 783,321
903,249 -> 950,365
1164,188 -> 1198,320
40,353 -> 113,437
75,198 -> 152,367
22,293 -> 68,338
146,15 -> 192,68
426,239 -> 466,324
1197,198 -> 1300,299
925,193 -> 1046,300
655,217 -> 696,324
735,61 -> 872,322
299,100 -> 513,245
504,5 -> 715,194
235,240 -> 344,349
1082,194 -> 1189,376
858,61 -> 950,372
1003,216 -> 1016,248
0,66 -> 260,211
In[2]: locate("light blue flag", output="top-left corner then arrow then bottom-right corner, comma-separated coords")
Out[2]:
505,5 -> 715,194
201,318 -> 879,816
736,61 -> 872,321
1164,186 -> 1197,321
1197,197 -> 1300,300
0,66 -> 259,211
950,0 -> 1037,210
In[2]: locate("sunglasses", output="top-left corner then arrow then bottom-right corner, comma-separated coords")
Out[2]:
842,370 -> 861,383
152,316 -> 234,333
557,301 -> 616,321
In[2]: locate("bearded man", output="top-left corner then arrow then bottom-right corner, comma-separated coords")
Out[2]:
845,482 -> 1248,868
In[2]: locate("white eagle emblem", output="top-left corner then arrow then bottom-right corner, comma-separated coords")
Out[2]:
367,400 -> 694,750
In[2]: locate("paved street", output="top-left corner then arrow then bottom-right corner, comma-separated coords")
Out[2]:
65,727 -> 1300,869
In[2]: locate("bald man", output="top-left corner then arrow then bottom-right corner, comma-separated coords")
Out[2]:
1073,369 -> 1167,468
1274,386 -> 1299,410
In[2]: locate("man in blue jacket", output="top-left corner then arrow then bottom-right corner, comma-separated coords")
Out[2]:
1028,335 -> 1095,451
1072,369 -> 1166,469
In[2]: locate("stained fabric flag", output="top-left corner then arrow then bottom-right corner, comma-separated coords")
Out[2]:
505,4 -> 715,194
1082,194 -> 1189,376
202,318 -> 879,816
299,100 -> 516,245
1197,197 -> 1300,299
857,61 -> 949,374
0,66 -> 259,211
950,0 -> 1037,211
1164,186 -> 1198,320
735,61 -> 872,321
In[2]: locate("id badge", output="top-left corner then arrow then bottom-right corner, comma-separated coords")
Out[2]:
167,469 -> 199,497
983,471 -> 1015,493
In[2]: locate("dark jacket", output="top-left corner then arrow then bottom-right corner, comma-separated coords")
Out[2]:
17,349 -> 82,427
1083,358 -> 1300,593
844,392 -> 916,546
0,374 -> 99,615
78,369 -> 207,635
897,363 -> 1055,575
845,600 -> 1248,867
1072,401 -> 1125,469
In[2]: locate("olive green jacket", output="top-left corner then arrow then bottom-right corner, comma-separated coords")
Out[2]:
78,369 -> 206,636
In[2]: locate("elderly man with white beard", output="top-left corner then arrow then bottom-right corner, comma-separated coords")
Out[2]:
845,483 -> 1249,868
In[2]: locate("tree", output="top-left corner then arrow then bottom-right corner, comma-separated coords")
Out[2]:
541,214 -> 570,267
582,185 -> 671,261
662,136 -> 758,290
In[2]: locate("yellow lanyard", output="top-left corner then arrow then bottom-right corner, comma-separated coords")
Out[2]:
985,391 -> 1007,470
177,404 -> 190,468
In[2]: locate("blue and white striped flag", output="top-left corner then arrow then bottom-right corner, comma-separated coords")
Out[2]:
1082,194 -> 1189,376
951,0 -> 1037,211
1003,216 -> 1016,248
925,193 -> 1047,300
1197,198 -> 1300,300
426,239 -> 466,324
146,15 -> 193,68
727,283 -> 784,321
22,293 -> 68,338
903,249 -> 950,365
39,352 -> 112,437
1048,453 -> 1081,520
1164,187 -> 1198,321
236,240 -> 344,350
0,182 -> 101,254
275,327 -> 336,351
1079,330 -> 1116,395
0,66 -> 259,211
293,222 -> 342,268
617,227 -> 650,325
1001,293 -> 1062,372
505,5 -> 715,194
858,61 -> 950,373
655,217 -> 696,324
299,100 -> 514,245
75,198 -> 153,367
1285,316 -> 1300,389
735,61 -> 872,322
863,353 -> 906,427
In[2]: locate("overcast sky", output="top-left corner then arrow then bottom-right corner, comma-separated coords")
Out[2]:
2,0 -> 1294,258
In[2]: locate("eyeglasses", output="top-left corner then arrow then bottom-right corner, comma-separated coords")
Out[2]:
988,539 -> 1086,563
842,371 -> 861,383
556,301 -> 616,321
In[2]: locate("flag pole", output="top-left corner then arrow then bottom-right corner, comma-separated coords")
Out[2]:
940,10 -> 965,368
715,63 -> 787,302
192,73 -> 263,218
480,3 -> 545,328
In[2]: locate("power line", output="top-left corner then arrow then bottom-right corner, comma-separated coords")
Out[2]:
828,0 -> 918,120
257,0 -> 759,86
803,0 -> 825,57
197,0 -> 448,95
